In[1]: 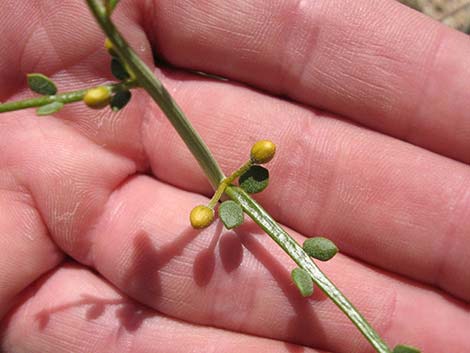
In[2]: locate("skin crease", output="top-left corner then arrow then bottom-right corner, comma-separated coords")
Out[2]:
0,0 -> 470,352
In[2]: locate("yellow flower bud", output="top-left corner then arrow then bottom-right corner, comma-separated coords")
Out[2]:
250,140 -> 276,164
190,205 -> 214,229
104,38 -> 117,57
84,86 -> 111,109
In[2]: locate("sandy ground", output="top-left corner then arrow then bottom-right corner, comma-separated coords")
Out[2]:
399,0 -> 470,32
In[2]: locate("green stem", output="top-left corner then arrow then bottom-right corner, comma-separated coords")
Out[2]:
86,0 -> 224,189
0,80 -> 136,113
208,160 -> 252,209
229,160 -> 253,182
225,186 -> 393,353
85,1 -> 393,352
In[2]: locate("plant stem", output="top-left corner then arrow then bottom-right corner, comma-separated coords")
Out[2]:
0,80 -> 136,113
86,0 -> 224,189
225,186 -> 393,353
85,1 -> 393,352
229,160 -> 253,182
208,160 -> 253,209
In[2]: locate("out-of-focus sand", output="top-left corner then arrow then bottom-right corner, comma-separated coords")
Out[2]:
399,0 -> 470,33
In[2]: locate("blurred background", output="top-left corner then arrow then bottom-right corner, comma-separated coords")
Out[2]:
399,0 -> 470,33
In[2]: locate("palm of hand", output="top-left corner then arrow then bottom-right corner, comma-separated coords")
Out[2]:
1,1 -> 470,352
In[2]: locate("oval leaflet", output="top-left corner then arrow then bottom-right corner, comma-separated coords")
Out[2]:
219,200 -> 244,229
303,237 -> 338,261
27,73 -> 58,96
36,102 -> 64,116
239,165 -> 269,194
291,267 -> 314,297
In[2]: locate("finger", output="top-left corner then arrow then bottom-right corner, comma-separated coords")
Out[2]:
1,263 -> 321,353
144,0 -> 470,163
0,0 -> 148,100
0,1 -> 150,301
0,169 -> 62,319
0,110 -> 136,265
89,176 -> 470,353
0,0 -> 100,100
143,70 -> 470,302
0,0 -> 152,168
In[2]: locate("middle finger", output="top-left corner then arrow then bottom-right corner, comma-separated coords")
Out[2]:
143,69 -> 470,302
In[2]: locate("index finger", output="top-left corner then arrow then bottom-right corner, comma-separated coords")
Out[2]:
145,0 -> 470,163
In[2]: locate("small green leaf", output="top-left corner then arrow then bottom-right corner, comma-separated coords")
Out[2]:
393,345 -> 421,353
111,58 -> 130,81
110,90 -> 132,111
219,200 -> 244,229
239,165 -> 269,194
291,268 -> 313,297
36,101 -> 64,116
303,237 -> 338,261
27,73 -> 57,95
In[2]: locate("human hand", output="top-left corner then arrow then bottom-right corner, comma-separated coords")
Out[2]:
1,1 -> 469,352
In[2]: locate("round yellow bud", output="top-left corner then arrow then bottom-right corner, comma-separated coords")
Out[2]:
250,140 -> 276,164
104,38 -> 117,57
84,86 -> 111,109
190,205 -> 214,229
